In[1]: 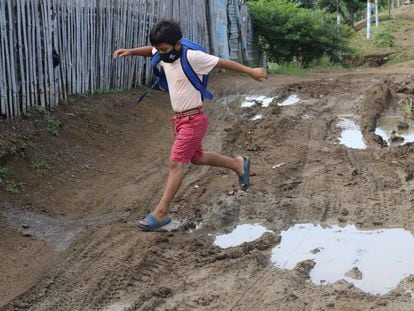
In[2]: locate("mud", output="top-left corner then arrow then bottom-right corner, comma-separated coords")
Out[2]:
1,67 -> 414,310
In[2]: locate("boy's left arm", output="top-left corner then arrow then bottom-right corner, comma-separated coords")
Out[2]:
215,59 -> 268,82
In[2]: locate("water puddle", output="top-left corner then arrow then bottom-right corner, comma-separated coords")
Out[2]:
103,298 -> 135,311
250,114 -> 263,121
241,100 -> 256,108
337,117 -> 367,150
278,95 -> 301,106
214,224 -> 272,248
271,223 -> 414,295
375,116 -> 414,145
272,163 -> 285,169
241,95 -> 274,108
1,205 -> 124,250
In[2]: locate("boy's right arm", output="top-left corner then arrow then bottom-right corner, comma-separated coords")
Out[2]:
112,46 -> 153,58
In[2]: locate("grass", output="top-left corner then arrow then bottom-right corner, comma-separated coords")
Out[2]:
0,167 -> 9,180
350,18 -> 409,57
31,159 -> 49,174
0,167 -> 23,193
268,63 -> 307,75
47,114 -> 62,136
87,88 -> 126,95
67,97 -> 76,105
29,105 -> 62,136
268,57 -> 344,75
400,97 -> 414,120
5,180 -> 24,193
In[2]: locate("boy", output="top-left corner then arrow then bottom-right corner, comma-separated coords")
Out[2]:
113,20 -> 267,231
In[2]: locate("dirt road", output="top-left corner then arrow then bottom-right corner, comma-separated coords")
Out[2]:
1,62 -> 414,310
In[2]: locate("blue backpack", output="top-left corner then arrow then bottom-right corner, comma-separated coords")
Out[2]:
137,38 -> 214,104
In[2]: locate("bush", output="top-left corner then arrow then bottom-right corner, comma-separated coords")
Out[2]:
374,30 -> 394,47
248,0 -> 353,67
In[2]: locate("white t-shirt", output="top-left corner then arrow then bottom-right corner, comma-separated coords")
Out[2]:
152,48 -> 219,112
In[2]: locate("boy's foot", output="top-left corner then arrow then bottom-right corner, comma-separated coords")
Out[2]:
137,214 -> 172,231
238,156 -> 251,191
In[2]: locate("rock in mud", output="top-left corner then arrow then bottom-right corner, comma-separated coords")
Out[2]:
21,230 -> 31,237
345,267 -> 363,280
397,121 -> 409,130
152,287 -> 172,298
405,167 -> 414,181
310,248 -> 321,254
390,135 -> 405,144
293,259 -> 316,277
341,208 -> 350,216
248,232 -> 280,251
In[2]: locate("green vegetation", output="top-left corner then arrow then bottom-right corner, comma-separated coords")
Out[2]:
0,167 -> 9,180
87,88 -> 126,95
47,114 -> 62,136
401,98 -> 414,120
31,105 -> 62,136
268,57 -> 343,75
350,19 -> 407,56
5,180 -> 24,193
374,29 -> 394,47
31,159 -> 49,174
0,167 -> 23,193
67,97 -> 76,105
298,0 -> 367,26
249,0 -> 353,68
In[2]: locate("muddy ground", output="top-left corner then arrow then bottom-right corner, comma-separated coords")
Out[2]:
1,62 -> 414,311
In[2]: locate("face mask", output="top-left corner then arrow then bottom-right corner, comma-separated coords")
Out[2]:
159,48 -> 181,63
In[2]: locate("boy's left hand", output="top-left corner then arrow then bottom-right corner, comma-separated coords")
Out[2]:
250,68 -> 268,82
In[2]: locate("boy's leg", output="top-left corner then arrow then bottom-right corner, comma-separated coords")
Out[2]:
191,152 -> 245,175
140,160 -> 184,225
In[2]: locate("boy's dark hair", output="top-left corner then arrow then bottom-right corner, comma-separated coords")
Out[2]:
149,20 -> 182,46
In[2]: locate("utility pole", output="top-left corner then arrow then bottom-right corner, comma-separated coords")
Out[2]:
375,0 -> 379,27
367,0 -> 372,39
388,0 -> 391,16
337,0 -> 341,24
391,0 -> 396,19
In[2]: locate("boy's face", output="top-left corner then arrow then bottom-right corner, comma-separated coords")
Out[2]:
155,41 -> 181,53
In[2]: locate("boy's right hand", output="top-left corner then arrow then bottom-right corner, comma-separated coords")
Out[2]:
112,49 -> 131,58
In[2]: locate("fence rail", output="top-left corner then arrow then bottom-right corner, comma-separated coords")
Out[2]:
0,0 -> 258,119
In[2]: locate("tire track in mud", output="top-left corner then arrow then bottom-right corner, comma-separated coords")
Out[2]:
344,148 -> 411,228
291,110 -> 345,225
1,225 -> 183,311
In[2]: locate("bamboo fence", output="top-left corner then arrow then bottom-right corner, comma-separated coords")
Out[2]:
0,0 -> 258,119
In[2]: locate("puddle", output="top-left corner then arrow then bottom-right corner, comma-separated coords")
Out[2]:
241,95 -> 274,108
1,205 -> 124,250
103,297 -> 136,311
278,95 -> 301,106
337,117 -> 367,150
241,100 -> 256,108
271,223 -> 414,295
272,163 -> 285,169
375,116 -> 414,145
250,114 -> 263,121
214,224 -> 272,248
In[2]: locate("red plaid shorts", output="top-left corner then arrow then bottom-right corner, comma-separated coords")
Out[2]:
171,112 -> 208,163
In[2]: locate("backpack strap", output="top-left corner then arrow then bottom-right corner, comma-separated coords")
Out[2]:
136,53 -> 168,104
180,44 -> 214,101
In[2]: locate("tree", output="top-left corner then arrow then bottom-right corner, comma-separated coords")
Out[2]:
296,0 -> 388,27
249,0 -> 353,67
319,0 -> 366,26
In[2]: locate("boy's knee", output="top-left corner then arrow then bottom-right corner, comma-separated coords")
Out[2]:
191,157 -> 202,165
169,160 -> 183,171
